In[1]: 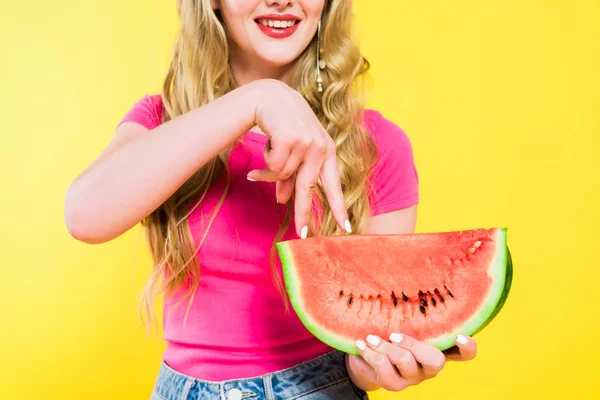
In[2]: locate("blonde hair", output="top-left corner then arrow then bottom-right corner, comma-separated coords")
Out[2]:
139,0 -> 378,333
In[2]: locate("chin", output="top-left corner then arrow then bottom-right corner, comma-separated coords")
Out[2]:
256,51 -> 302,68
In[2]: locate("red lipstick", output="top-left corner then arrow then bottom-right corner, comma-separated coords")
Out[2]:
254,14 -> 301,39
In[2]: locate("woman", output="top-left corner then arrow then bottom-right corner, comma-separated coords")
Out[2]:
64,0 -> 477,398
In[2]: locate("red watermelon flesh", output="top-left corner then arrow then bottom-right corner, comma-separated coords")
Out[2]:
276,228 -> 511,354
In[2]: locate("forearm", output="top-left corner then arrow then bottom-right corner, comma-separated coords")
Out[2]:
65,83 -> 259,244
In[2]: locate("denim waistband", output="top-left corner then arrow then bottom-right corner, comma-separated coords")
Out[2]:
152,350 -> 361,400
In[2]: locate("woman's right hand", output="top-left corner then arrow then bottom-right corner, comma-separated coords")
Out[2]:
347,333 -> 478,392
246,79 -> 351,238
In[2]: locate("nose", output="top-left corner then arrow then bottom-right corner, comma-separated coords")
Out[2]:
264,0 -> 292,7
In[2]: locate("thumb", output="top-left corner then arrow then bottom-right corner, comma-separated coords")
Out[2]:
247,168 -> 284,183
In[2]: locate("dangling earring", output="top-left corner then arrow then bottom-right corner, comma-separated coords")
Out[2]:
316,19 -> 326,93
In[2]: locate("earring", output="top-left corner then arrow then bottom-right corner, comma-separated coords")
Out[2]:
316,19 -> 326,92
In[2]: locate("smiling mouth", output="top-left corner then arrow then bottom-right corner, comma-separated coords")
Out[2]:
254,19 -> 301,29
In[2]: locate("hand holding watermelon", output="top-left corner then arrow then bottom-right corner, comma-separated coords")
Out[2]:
277,228 -> 511,351
346,332 -> 477,391
276,227 -> 511,390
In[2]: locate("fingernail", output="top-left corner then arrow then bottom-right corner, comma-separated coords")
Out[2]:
456,335 -> 468,345
366,335 -> 380,347
356,340 -> 366,351
247,176 -> 256,181
300,226 -> 308,239
344,219 -> 352,233
389,333 -> 403,344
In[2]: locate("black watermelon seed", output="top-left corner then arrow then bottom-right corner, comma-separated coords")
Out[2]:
420,298 -> 428,307
431,296 -> 437,306
348,296 -> 353,306
339,290 -> 344,297
402,292 -> 409,302
419,305 -> 426,314
435,288 -> 445,303
446,289 -> 454,298
391,292 -> 399,307
418,290 -> 425,297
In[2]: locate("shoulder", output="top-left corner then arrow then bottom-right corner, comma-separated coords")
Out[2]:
117,94 -> 165,130
361,109 -> 415,162
361,109 -> 419,214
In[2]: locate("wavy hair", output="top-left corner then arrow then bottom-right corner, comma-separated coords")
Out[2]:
139,0 -> 378,333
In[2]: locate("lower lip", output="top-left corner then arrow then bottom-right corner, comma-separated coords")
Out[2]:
255,21 -> 300,39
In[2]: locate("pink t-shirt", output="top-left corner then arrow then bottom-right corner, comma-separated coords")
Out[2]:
117,94 -> 419,381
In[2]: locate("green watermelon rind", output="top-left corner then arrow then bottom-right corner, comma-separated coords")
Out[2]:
276,228 -> 511,356
473,246 -> 513,335
427,228 -> 511,350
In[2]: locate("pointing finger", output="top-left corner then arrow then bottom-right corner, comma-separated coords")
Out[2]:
319,148 -> 350,234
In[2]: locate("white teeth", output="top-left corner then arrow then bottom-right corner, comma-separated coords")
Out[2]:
258,19 -> 296,28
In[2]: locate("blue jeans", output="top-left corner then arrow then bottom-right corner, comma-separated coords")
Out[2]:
150,350 -> 369,400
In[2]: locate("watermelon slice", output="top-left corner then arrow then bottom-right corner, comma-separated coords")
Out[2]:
276,228 -> 512,355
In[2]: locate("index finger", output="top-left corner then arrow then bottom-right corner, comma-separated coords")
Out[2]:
389,333 -> 446,377
319,150 -> 350,233
365,335 -> 421,381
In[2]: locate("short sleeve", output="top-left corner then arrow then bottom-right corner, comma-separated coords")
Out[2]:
116,94 -> 164,131
365,110 -> 419,215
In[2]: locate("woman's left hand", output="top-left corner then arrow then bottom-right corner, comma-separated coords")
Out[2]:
346,333 -> 477,392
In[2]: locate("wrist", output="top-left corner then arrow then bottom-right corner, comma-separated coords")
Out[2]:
235,81 -> 264,129
241,78 -> 288,127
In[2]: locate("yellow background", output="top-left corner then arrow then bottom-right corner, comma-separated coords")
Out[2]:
1,0 -> 598,398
